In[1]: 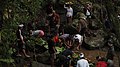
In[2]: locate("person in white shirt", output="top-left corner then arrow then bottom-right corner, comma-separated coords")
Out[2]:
73,34 -> 83,43
64,3 -> 73,25
73,34 -> 83,50
76,53 -> 89,67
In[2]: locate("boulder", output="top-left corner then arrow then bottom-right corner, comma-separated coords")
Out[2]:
84,29 -> 105,49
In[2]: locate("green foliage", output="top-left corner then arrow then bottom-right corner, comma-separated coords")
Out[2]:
1,0 -> 47,61
26,36 -> 48,50
0,0 -> 120,65
0,58 -> 14,63
1,28 -> 16,58
56,46 -> 65,54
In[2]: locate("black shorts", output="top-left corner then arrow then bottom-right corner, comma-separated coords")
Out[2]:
17,40 -> 26,50
59,55 -> 70,65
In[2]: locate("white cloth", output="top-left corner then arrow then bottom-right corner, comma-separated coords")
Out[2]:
77,59 -> 89,67
73,34 -> 83,43
64,5 -> 73,17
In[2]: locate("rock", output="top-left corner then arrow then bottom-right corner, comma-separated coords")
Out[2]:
84,29 -> 105,49
36,51 -> 50,64
64,25 -> 78,34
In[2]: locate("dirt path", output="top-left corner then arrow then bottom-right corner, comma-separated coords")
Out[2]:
9,47 -> 119,67
80,48 -> 119,67
31,61 -> 51,67
34,47 -> 119,67
28,47 -> 119,67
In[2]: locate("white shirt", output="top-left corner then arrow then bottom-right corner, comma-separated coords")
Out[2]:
64,5 -> 73,17
77,59 -> 89,67
73,34 -> 83,43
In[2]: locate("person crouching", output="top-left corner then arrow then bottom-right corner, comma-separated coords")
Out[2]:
73,34 -> 83,50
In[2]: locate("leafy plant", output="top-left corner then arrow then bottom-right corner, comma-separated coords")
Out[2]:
0,0 -> 47,64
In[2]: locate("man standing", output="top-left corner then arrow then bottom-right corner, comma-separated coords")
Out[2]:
106,39 -> 115,60
106,40 -> 115,67
76,53 -> 89,67
16,24 -> 30,57
47,35 -> 56,67
59,47 -> 74,67
46,10 -> 60,34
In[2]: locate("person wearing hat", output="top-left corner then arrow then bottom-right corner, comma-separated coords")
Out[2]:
16,24 -> 30,57
76,53 -> 89,67
64,2 -> 73,25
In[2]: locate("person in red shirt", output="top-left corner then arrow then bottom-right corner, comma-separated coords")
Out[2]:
96,56 -> 107,67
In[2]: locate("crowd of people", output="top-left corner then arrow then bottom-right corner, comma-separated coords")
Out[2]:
15,1 -> 116,67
